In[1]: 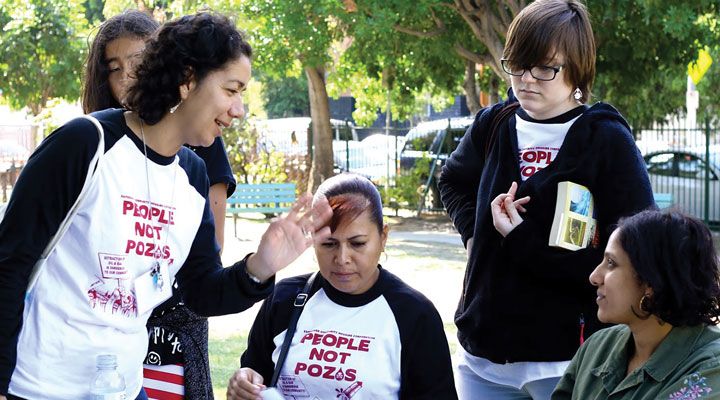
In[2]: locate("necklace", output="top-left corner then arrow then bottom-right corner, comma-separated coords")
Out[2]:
139,117 -> 177,290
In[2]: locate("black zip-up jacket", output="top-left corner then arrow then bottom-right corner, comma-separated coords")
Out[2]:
438,93 -> 654,363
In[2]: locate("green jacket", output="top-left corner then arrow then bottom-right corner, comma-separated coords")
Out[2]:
552,324 -> 720,400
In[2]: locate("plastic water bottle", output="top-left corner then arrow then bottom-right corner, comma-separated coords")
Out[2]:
90,354 -> 126,399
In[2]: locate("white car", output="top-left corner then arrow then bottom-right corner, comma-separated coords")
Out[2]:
333,134 -> 403,182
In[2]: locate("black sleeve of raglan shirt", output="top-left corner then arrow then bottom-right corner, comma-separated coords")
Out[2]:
174,149 -> 274,317
384,274 -> 458,400
187,136 -> 236,197
438,102 -> 505,246
0,118 -> 99,395
240,276 -> 309,384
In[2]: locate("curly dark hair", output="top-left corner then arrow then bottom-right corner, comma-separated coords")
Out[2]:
125,12 -> 252,124
82,10 -> 159,113
616,209 -> 720,326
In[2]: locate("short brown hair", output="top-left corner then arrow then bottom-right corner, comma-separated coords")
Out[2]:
503,0 -> 595,103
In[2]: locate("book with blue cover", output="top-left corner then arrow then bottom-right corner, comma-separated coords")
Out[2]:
549,181 -> 597,251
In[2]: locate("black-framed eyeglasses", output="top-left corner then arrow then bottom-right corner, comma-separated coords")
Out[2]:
500,59 -> 564,81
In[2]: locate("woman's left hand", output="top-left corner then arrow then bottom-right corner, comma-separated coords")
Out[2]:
246,193 -> 332,282
491,182 -> 530,237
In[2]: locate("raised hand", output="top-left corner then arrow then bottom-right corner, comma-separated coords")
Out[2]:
246,193 -> 332,281
491,181 -> 531,237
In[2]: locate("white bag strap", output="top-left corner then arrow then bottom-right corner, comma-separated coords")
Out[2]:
27,115 -> 105,291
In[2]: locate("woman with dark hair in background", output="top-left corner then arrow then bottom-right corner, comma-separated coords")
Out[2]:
553,210 -> 720,398
0,12 -> 332,400
81,10 -> 240,398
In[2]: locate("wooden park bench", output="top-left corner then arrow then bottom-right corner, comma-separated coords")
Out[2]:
227,183 -> 296,238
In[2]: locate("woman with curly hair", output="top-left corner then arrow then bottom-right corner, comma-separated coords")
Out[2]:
552,210 -> 720,399
0,12 -> 332,400
81,10 -> 239,398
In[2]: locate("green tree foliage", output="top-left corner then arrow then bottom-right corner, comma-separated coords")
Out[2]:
0,0 -> 88,115
589,0 -> 719,127
262,74 -> 310,118
240,0 -> 345,191
333,0 -> 469,126
384,0 -> 718,126
84,0 -> 106,24
223,119 -> 289,185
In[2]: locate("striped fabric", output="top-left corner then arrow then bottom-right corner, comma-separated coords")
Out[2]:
143,364 -> 185,400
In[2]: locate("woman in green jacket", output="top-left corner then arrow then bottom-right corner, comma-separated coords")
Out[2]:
552,209 -> 720,399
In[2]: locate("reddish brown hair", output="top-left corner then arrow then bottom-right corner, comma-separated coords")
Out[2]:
314,174 -> 383,233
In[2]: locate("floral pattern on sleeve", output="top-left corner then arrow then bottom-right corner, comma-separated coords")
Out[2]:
669,373 -> 713,399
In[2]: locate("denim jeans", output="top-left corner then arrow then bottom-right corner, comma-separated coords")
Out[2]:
455,361 -> 560,400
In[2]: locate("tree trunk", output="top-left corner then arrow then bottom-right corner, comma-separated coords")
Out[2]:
305,65 -> 334,193
463,59 -> 481,115
489,74 -> 501,104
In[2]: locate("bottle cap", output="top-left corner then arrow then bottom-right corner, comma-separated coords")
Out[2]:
96,354 -> 118,369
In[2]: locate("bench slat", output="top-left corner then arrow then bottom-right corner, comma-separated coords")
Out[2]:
228,206 -> 292,213
228,197 -> 296,204
228,183 -> 298,238
653,192 -> 673,209
231,183 -> 296,190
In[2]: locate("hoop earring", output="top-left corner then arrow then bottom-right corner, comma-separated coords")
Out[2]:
639,294 -> 651,313
169,100 -> 182,114
573,88 -> 583,102
382,250 -> 388,264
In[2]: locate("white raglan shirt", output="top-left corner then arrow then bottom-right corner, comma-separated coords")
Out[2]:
272,289 -> 402,399
10,134 -> 205,399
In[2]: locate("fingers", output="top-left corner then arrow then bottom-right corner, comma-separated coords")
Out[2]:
506,181 -> 518,198
513,195 -> 531,213
288,194 -> 332,244
287,193 -> 312,220
227,368 -> 265,400
310,194 -> 333,232
503,195 -> 523,224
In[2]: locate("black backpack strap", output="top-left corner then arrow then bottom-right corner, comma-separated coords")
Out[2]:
270,272 -> 318,387
484,102 -> 520,159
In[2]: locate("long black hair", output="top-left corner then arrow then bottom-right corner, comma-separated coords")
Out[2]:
82,10 -> 158,113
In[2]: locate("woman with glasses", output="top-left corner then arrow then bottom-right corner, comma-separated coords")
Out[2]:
438,0 -> 654,398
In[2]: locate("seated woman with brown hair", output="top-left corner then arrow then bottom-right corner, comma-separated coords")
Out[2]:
552,210 -> 720,399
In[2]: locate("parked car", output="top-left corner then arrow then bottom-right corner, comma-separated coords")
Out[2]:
643,147 -> 720,224
399,117 -> 474,209
256,117 -> 356,156
333,133 -> 403,183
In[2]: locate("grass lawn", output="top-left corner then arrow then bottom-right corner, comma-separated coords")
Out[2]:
209,333 -> 248,398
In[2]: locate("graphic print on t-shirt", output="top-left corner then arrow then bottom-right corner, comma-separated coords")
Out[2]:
275,289 -> 402,400
87,193 -> 178,317
518,145 -> 559,179
279,329 -> 374,399
515,112 -> 582,181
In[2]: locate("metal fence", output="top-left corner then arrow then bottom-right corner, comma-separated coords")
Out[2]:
4,117 -> 717,228
633,118 -> 719,228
